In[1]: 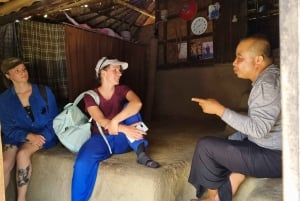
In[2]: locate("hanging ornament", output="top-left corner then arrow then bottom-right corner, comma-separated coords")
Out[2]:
179,0 -> 198,21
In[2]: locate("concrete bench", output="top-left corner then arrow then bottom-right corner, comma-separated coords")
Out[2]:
6,144 -> 194,201
5,119 -> 282,201
234,177 -> 282,201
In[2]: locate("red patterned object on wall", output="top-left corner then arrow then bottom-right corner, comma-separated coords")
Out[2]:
179,0 -> 198,21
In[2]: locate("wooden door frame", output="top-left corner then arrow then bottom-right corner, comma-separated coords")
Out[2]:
281,0 -> 300,200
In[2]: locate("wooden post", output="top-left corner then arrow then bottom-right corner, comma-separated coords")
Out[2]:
0,124 -> 5,201
144,37 -> 158,121
281,0 -> 300,200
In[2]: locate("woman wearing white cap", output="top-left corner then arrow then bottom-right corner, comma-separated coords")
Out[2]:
71,57 -> 159,201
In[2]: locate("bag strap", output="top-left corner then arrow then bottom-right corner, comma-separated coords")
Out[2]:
75,89 -> 112,154
72,89 -> 100,106
38,84 -> 48,106
72,91 -> 87,106
95,122 -> 112,154
85,90 -> 100,105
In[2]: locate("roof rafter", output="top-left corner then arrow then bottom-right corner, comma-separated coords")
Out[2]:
114,0 -> 155,19
0,0 -> 41,16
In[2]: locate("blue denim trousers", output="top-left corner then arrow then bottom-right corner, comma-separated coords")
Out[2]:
71,112 -> 148,201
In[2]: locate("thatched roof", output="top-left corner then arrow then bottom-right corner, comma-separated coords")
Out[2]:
0,0 -> 156,39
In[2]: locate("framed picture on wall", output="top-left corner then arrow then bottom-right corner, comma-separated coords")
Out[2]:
156,0 -> 216,68
167,41 -> 188,64
201,41 -> 213,59
190,37 -> 213,61
178,42 -> 187,60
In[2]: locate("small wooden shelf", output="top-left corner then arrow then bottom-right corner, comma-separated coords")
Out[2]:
247,0 -> 279,49
247,0 -> 279,20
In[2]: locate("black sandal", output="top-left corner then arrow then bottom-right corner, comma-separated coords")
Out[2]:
137,152 -> 160,168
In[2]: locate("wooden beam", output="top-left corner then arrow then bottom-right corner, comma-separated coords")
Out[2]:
114,0 -> 155,19
0,0 -> 41,16
46,0 -> 95,14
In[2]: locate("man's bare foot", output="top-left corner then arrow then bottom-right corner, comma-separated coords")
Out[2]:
190,189 -> 219,201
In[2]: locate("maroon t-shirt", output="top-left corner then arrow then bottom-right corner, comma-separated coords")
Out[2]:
84,85 -> 130,134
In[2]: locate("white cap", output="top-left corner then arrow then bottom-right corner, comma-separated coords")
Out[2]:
95,57 -> 128,77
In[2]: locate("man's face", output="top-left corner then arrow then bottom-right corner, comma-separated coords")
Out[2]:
232,40 -> 256,80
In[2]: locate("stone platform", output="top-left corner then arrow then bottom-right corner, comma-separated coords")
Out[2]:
6,119 -> 282,201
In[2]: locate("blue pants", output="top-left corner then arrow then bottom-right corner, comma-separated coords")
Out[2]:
71,113 -> 148,201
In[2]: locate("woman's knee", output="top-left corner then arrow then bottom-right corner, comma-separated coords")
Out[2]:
16,148 -> 34,162
3,146 -> 17,173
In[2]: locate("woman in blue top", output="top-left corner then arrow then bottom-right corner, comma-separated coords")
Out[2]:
0,57 -> 58,201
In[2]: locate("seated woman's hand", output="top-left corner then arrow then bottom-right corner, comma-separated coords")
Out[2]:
118,124 -> 145,140
26,133 -> 46,148
104,119 -> 119,134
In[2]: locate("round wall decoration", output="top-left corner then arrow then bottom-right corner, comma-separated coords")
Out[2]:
179,0 -> 198,21
191,17 -> 208,35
